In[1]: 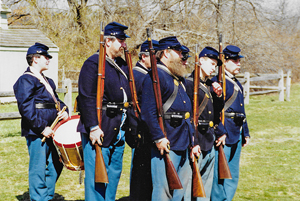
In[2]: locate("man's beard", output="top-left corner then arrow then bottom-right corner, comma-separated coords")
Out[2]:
168,57 -> 188,77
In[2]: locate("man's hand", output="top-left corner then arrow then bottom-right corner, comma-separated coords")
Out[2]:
90,127 -> 104,146
57,110 -> 69,121
156,138 -> 170,155
212,82 -> 222,97
190,145 -> 201,162
215,134 -> 226,147
42,126 -> 54,139
243,137 -> 250,147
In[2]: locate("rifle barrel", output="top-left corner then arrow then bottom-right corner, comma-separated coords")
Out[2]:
95,22 -> 109,184
218,33 -> 232,180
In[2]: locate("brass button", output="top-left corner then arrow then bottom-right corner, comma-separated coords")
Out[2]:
174,79 -> 179,86
185,112 -> 190,119
183,101 -> 186,104
120,87 -> 123,90
209,111 -> 212,114
114,128 -> 117,130
206,94 -> 209,98
209,121 -> 214,127
124,102 -> 129,108
138,134 -> 141,139
240,103 -> 243,106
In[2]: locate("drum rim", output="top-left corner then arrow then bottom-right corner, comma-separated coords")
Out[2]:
53,115 -> 81,148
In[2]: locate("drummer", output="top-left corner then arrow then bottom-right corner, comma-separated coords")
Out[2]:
13,42 -> 69,201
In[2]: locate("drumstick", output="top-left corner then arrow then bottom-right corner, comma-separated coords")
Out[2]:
41,106 -> 67,143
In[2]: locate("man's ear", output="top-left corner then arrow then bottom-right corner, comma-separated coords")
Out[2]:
199,57 -> 205,65
33,56 -> 39,64
163,49 -> 170,59
141,54 -> 146,62
105,38 -> 112,48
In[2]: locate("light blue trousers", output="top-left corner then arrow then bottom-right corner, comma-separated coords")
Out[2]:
81,132 -> 125,201
211,135 -> 242,201
26,136 -> 63,201
151,147 -> 192,201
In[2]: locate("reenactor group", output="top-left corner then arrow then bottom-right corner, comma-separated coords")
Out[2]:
13,21 -> 250,201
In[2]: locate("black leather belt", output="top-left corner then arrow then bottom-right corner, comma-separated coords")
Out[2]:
198,120 -> 214,127
164,111 -> 190,120
225,112 -> 245,126
225,112 -> 245,118
164,111 -> 190,128
36,103 -> 56,109
102,102 -> 131,111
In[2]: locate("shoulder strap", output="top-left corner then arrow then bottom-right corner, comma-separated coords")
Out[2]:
133,66 -> 148,75
224,75 -> 241,111
105,56 -> 128,80
163,79 -> 179,113
197,83 -> 213,116
156,64 -> 183,113
23,71 -> 58,105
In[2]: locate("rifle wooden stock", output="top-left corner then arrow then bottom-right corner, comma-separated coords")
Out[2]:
146,28 -> 182,190
192,157 -> 206,197
95,22 -> 108,184
191,45 -> 206,197
218,34 -> 232,180
124,44 -> 140,118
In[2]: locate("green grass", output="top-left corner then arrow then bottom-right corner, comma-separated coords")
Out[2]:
1,84 -> 300,200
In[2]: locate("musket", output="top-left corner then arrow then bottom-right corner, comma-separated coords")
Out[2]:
124,44 -> 141,118
218,34 -> 232,180
95,22 -> 109,184
146,28 -> 183,190
192,44 -> 206,197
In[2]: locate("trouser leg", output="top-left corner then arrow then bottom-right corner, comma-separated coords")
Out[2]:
27,136 -> 62,201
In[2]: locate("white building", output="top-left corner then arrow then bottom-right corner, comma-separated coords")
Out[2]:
0,0 -> 59,93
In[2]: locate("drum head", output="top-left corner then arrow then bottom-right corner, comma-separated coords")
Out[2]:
53,115 -> 81,145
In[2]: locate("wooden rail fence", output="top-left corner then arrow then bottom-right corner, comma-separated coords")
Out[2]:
0,70 -> 292,120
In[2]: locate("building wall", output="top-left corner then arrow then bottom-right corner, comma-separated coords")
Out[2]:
0,46 -> 59,92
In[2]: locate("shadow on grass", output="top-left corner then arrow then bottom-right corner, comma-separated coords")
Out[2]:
16,191 -> 84,201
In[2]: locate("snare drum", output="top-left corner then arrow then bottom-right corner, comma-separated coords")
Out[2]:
53,115 -> 84,171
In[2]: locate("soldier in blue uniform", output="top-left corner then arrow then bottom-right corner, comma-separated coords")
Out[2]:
77,22 -> 135,201
130,39 -> 159,201
211,45 -> 250,201
141,36 -> 194,200
13,42 -> 69,201
185,47 -> 226,201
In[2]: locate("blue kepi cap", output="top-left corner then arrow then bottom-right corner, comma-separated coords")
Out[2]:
140,40 -> 159,53
223,45 -> 244,59
104,21 -> 130,40
199,46 -> 222,66
27,42 -> 52,59
157,36 -> 186,52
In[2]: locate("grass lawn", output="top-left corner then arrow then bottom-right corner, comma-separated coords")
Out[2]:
0,84 -> 299,200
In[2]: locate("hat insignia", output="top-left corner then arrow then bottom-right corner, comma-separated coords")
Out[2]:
37,50 -> 42,53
